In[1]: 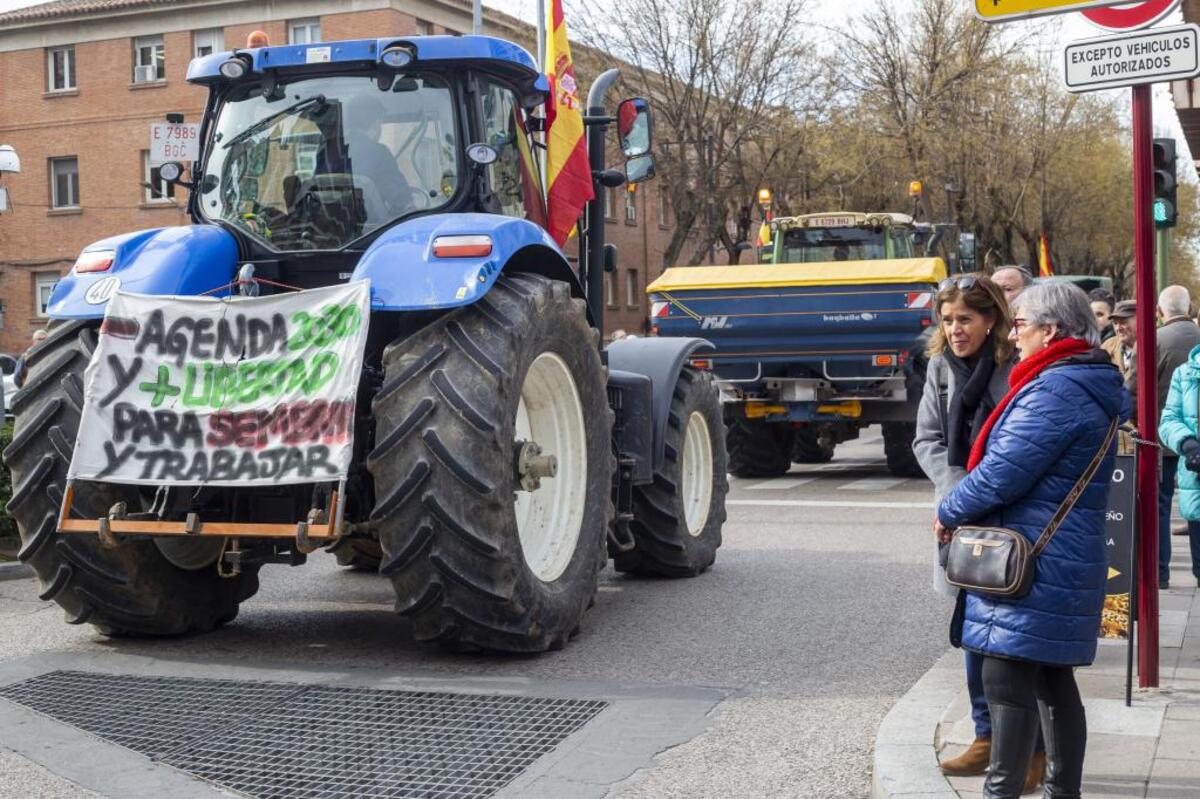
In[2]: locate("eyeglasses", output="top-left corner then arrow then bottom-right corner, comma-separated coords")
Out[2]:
939,276 -> 979,293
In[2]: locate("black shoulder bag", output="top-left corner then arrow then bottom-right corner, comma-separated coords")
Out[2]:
944,419 -> 1117,599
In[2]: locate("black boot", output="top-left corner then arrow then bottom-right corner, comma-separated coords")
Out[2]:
1039,700 -> 1087,798
983,702 -> 1040,799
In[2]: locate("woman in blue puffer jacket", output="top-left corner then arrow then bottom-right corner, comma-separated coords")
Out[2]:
1158,342 -> 1200,588
937,282 -> 1127,799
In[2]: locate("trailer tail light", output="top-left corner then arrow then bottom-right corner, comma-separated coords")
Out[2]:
872,354 -> 896,367
906,291 -> 933,309
433,235 -> 492,258
74,250 -> 114,273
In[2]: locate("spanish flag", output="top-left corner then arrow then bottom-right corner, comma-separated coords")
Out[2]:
544,0 -> 594,247
1038,232 -> 1054,277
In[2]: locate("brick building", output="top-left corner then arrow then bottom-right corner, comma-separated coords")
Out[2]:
0,0 -> 682,353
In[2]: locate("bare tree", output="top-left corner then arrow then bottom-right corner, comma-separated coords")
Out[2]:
579,0 -> 822,266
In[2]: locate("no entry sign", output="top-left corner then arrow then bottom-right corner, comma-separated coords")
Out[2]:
1064,22 -> 1200,91
1083,0 -> 1181,32
977,1 -> 1142,22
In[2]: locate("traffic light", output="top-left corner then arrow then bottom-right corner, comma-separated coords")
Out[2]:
1153,138 -> 1177,228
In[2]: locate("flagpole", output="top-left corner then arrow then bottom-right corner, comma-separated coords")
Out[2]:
537,0 -> 546,66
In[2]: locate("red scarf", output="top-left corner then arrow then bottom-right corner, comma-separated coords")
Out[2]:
966,338 -> 1091,471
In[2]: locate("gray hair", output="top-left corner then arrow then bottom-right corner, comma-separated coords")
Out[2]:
1159,285 -> 1191,318
1015,282 -> 1101,347
994,265 -> 1034,287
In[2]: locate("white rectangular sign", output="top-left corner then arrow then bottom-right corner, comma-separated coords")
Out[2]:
149,122 -> 201,164
1064,24 -> 1200,93
67,282 -> 370,487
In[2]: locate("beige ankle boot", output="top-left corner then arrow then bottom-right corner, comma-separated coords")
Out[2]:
939,737 -> 991,776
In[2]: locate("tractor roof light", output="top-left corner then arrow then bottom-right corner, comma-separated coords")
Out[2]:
908,180 -> 924,197
381,45 -> 415,68
757,187 -> 772,204
219,56 -> 250,79
74,249 -> 115,274
246,30 -> 270,48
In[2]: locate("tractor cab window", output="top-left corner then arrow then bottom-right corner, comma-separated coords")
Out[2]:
779,226 -> 888,263
479,79 -> 546,226
201,72 -> 459,252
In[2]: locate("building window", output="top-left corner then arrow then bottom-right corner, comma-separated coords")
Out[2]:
416,19 -> 433,35
289,18 -> 321,44
133,34 -> 164,82
193,28 -> 224,58
34,272 -> 59,317
658,190 -> 671,227
46,46 -> 75,92
626,269 -> 639,308
50,157 -> 79,208
142,151 -> 175,203
604,186 -> 616,220
606,272 -> 616,307
624,189 -> 637,224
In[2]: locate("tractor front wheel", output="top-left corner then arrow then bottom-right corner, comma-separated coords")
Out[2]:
2,322 -> 260,635
368,273 -> 613,652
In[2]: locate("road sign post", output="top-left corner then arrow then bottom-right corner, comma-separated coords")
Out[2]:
1132,84 -> 1160,689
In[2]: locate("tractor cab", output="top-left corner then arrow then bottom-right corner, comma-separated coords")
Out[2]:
769,212 -> 917,265
179,37 -> 549,270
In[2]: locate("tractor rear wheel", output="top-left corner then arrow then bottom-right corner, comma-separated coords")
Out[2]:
2,322 -> 260,635
368,273 -> 612,652
883,421 -> 925,478
614,368 -> 727,577
726,413 -> 792,478
329,538 -> 383,572
792,423 -> 836,464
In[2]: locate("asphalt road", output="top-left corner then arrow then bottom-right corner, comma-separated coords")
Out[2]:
0,429 -> 954,798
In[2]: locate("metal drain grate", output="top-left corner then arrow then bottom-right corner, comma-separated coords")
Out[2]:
0,671 -> 607,798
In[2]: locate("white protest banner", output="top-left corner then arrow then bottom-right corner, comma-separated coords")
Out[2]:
67,281 -> 370,487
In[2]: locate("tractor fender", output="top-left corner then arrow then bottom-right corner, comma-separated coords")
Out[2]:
353,213 -> 587,318
45,226 -> 238,319
606,336 -> 714,473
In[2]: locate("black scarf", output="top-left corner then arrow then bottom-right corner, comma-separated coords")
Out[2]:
944,337 -> 997,468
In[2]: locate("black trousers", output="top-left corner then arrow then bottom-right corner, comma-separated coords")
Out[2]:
982,656 -> 1086,798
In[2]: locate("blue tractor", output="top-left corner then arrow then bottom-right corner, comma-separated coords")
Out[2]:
4,35 -> 727,652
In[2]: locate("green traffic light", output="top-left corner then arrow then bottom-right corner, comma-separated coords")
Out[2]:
1154,198 -> 1175,227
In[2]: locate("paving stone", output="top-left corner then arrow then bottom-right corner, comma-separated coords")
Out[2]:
1085,697 -> 1165,737
1155,720 -> 1200,761
1146,757 -> 1200,798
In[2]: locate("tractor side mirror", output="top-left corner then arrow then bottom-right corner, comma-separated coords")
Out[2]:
616,97 -> 652,158
0,354 -> 16,376
604,243 -> 618,273
624,153 -> 655,185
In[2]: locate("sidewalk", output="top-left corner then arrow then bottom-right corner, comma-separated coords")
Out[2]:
874,534 -> 1200,799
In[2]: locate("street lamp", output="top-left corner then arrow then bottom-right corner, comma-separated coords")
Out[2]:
757,187 -> 773,220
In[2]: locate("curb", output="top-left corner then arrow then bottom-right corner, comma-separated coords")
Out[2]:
0,561 -> 33,582
871,648 -> 961,799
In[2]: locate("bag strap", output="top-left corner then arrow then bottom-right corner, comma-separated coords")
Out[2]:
1032,419 -> 1118,557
